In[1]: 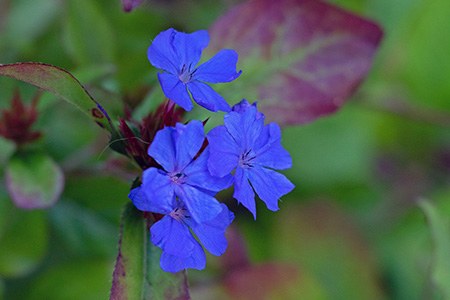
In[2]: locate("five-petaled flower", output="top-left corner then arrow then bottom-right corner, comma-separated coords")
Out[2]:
207,100 -> 295,218
148,28 -> 242,112
138,120 -> 232,223
130,187 -> 234,273
128,28 -> 295,273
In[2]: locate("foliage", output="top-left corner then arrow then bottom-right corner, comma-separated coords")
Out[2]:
1,0 -> 449,299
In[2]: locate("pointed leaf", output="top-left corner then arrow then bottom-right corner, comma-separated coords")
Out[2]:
5,150 -> 64,209
0,62 -> 114,132
110,203 -> 190,300
419,200 -> 450,299
209,0 -> 383,125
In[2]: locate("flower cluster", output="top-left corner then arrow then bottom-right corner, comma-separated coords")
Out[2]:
129,28 -> 294,272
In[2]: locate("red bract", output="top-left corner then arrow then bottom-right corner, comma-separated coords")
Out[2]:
119,100 -> 184,170
0,90 -> 42,145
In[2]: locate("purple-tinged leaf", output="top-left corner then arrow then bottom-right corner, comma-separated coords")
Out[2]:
5,150 -> 64,210
0,63 -> 115,133
208,0 -> 383,125
110,203 -> 190,300
122,0 -> 143,12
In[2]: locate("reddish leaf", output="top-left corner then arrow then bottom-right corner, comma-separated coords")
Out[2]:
0,63 -> 114,132
209,0 -> 383,125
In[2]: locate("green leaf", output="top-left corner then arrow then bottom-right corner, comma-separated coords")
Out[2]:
419,200 -> 450,299
400,0 -> 450,111
26,259 -> 112,300
5,150 -> 64,209
64,175 -> 129,222
64,0 -> 116,65
110,203 -> 190,300
49,201 -> 118,258
0,279 -> 4,300
0,62 -> 115,133
2,0 -> 61,51
0,193 -> 48,277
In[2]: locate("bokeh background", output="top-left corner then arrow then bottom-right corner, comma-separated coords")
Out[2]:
1,0 -> 450,299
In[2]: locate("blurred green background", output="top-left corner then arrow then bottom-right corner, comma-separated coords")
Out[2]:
1,0 -> 450,299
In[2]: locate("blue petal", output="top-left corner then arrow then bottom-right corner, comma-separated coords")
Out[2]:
233,167 -> 256,219
247,166 -> 295,212
172,29 -> 209,70
232,99 -> 251,113
147,28 -> 179,74
254,123 -> 292,170
148,125 -> 176,172
187,81 -> 231,112
206,126 -> 240,177
185,148 -> 233,192
130,185 -> 175,215
189,204 -> 234,256
175,184 -> 222,223
160,239 -> 206,273
128,187 -> 147,211
224,105 -> 264,151
174,121 -> 205,170
140,168 -> 175,214
157,73 -> 193,111
151,215 -> 194,258
194,49 -> 242,83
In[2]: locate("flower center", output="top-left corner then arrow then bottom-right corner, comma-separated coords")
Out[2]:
169,207 -> 189,222
179,64 -> 193,84
239,149 -> 256,168
169,171 -> 186,184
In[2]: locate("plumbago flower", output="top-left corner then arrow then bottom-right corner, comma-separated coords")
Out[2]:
147,28 -> 242,112
207,100 -> 295,218
127,28 -> 294,273
129,120 -> 234,272
130,187 -> 234,272
136,120 -> 232,223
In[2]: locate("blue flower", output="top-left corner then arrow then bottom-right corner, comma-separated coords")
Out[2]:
207,100 -> 295,218
134,120 -> 232,223
130,187 -> 234,273
148,28 -> 242,112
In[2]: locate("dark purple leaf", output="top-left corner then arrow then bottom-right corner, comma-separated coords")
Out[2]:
209,0 -> 383,125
